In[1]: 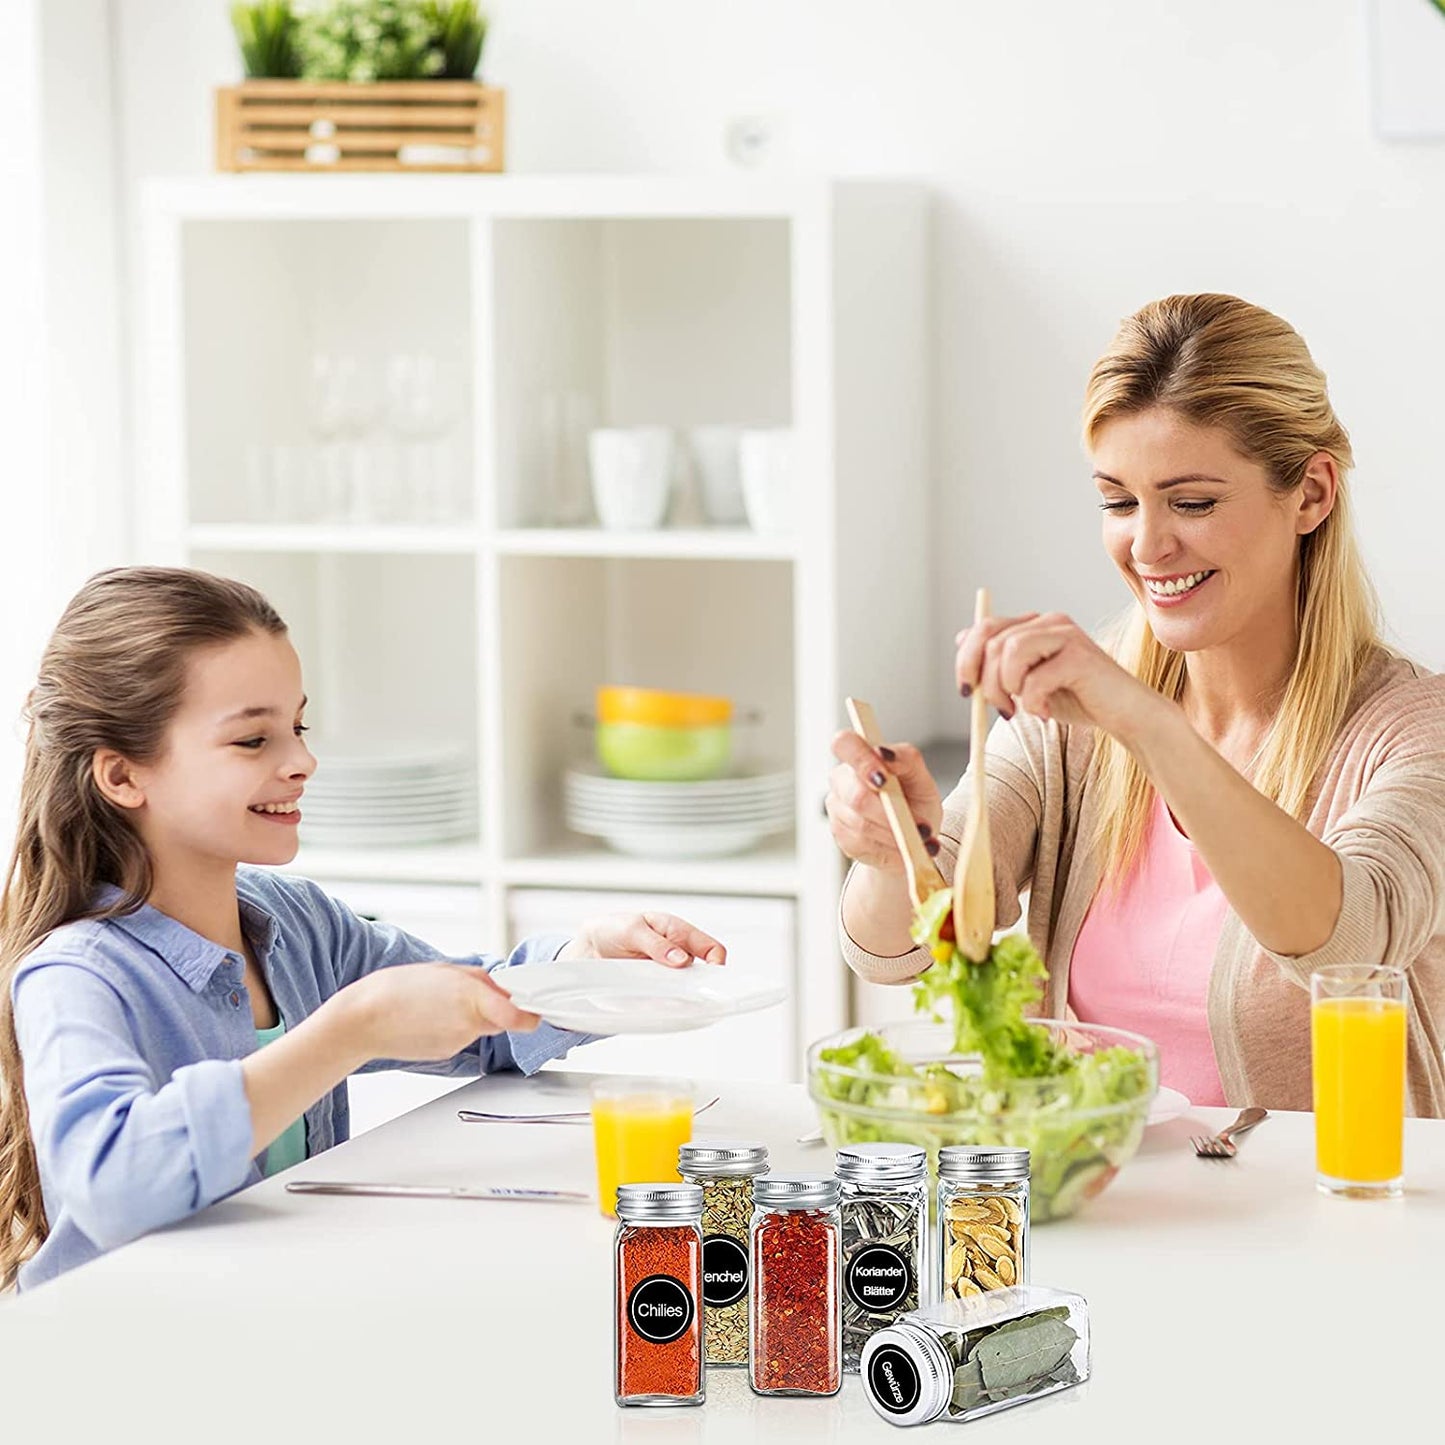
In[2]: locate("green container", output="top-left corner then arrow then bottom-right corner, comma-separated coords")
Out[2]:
596,721 -> 732,782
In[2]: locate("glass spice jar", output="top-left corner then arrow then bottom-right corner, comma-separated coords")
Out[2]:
835,1142 -> 928,1373
937,1146 -> 1030,1302
749,1174 -> 842,1397
678,1140 -> 770,1368
614,1183 -> 705,1408
859,1285 -> 1088,1426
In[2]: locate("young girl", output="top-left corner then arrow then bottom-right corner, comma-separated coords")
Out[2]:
0,567 -> 727,1291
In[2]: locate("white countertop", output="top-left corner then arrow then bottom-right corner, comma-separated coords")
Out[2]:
2,1070 -> 1439,1443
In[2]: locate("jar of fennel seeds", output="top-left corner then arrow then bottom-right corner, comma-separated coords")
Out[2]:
749,1174 -> 842,1396
614,1183 -> 704,1407
677,1140 -> 769,1367
937,1147 -> 1029,1301
836,1143 -> 927,1372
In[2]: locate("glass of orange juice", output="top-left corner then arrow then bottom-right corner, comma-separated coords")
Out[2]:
589,1077 -> 695,1217
1311,965 -> 1407,1199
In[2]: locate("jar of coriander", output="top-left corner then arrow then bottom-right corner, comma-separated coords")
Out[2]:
678,1140 -> 770,1366
835,1143 -> 927,1372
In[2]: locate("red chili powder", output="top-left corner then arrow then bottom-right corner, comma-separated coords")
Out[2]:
751,1209 -> 840,1394
616,1226 -> 702,1399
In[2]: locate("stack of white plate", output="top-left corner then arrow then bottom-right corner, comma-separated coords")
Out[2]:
564,766 -> 794,859
303,742 -> 478,847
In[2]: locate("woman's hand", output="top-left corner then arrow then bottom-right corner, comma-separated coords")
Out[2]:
556,913 -> 728,968
954,611 -> 1168,742
340,963 -> 542,1062
826,733 -> 944,872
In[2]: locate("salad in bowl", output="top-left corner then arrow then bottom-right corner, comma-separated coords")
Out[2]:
809,894 -> 1158,1221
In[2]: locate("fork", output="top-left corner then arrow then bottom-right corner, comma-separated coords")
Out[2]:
1191,1106 -> 1269,1158
458,1095 -> 720,1126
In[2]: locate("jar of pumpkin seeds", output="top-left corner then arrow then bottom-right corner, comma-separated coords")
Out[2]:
937,1146 -> 1029,1302
678,1140 -> 770,1366
835,1143 -> 927,1372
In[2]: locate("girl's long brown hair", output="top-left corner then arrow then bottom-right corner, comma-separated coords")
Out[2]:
0,567 -> 285,1289
1081,294 -> 1382,886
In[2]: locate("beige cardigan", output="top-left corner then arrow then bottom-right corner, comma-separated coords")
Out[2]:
841,649 -> 1445,1115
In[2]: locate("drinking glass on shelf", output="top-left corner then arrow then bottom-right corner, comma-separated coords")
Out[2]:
310,353 -> 375,525
385,353 -> 459,524
536,388 -> 597,527
244,442 -> 311,524
1311,964 -> 1407,1199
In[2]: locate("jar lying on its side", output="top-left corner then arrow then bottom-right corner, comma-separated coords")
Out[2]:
860,1285 -> 1088,1427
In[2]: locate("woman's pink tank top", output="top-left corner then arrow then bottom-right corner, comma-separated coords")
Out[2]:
1068,791 -> 1229,1105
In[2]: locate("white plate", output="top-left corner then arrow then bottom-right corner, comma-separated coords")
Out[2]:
304,800 -> 478,820
1147,1086 -> 1191,1126
497,958 -> 787,1034
302,823 -> 479,846
565,768 -> 794,797
569,821 -> 789,858
564,801 -> 795,824
311,739 -> 472,768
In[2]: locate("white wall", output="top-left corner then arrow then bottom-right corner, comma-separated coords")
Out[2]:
0,2 -> 49,849
0,0 -> 127,855
109,0 -> 1445,746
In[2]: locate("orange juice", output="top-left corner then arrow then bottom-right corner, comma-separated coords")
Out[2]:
591,1090 -> 694,1217
1311,996 -> 1406,1184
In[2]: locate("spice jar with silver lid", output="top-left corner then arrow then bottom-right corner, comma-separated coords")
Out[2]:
614,1183 -> 704,1408
860,1285 -> 1088,1426
835,1142 -> 928,1372
678,1140 -> 770,1367
749,1174 -> 841,1397
937,1146 -> 1029,1302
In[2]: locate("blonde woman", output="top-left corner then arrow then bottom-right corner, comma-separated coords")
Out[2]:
828,294 -> 1445,1114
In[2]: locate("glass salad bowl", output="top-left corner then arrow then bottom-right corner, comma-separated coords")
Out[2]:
807,1020 -> 1159,1222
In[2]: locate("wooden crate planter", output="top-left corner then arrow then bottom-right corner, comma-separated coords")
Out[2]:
215,80 -> 505,173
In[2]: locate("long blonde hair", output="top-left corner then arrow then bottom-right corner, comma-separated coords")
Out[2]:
0,567 -> 286,1289
1082,294 -> 1382,886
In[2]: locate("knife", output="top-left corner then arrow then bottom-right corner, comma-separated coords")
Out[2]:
285,1180 -> 590,1203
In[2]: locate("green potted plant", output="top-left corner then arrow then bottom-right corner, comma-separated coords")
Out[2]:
219,1 -> 500,172
424,1 -> 489,79
230,1 -> 304,79
229,1 -> 489,81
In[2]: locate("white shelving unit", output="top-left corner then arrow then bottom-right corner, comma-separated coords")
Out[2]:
137,174 -> 932,1082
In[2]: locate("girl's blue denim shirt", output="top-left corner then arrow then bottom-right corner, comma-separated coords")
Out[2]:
12,867 -> 588,1289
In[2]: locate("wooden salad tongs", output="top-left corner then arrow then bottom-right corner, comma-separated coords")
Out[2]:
844,697 -> 948,909
953,587 -> 996,962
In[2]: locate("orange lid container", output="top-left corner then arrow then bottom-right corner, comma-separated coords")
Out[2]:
596,686 -> 732,728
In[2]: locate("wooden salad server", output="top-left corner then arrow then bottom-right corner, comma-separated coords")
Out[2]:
953,587 -> 996,962
845,697 -> 948,908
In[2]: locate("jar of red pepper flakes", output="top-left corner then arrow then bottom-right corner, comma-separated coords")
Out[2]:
748,1174 -> 842,1397
614,1183 -> 705,1408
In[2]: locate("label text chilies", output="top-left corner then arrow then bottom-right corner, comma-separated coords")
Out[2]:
616,1226 -> 702,1400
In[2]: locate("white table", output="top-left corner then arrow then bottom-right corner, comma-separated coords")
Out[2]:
2,1072 -> 1439,1443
